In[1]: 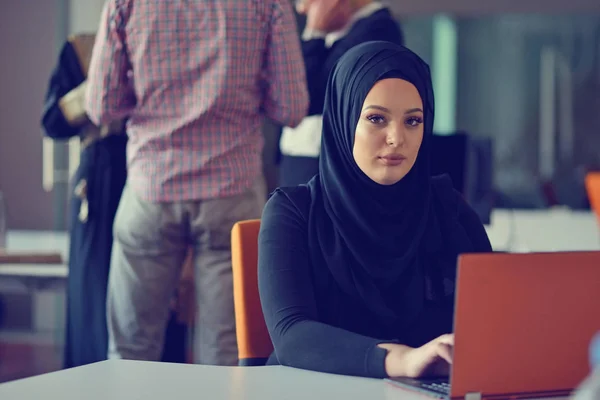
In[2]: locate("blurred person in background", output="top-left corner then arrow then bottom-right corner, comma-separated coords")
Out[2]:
279,0 -> 404,186
41,33 -> 189,368
85,0 -> 308,365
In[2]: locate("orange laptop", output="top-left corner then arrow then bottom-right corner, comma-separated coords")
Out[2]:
387,251 -> 600,399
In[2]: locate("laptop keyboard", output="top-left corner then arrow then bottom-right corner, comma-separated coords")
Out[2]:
420,380 -> 451,395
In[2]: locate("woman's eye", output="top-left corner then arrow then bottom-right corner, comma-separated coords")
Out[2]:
406,116 -> 423,127
367,115 -> 386,124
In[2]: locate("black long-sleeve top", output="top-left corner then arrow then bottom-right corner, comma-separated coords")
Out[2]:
258,185 -> 493,378
302,8 -> 404,117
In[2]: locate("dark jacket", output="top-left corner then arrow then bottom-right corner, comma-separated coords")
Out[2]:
303,8 -> 404,116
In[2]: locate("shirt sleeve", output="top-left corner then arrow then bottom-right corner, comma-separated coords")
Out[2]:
261,0 -> 309,128
258,190 -> 390,378
85,0 -> 136,125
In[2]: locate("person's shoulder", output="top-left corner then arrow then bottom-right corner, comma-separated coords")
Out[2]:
263,184 -> 313,224
351,8 -> 403,45
370,6 -> 398,23
267,184 -> 312,208
260,184 -> 312,244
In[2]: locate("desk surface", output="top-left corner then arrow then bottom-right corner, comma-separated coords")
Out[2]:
0,263 -> 67,278
484,209 -> 599,252
0,360 -> 402,400
5,230 -> 68,258
0,360 -> 568,400
0,231 -> 68,280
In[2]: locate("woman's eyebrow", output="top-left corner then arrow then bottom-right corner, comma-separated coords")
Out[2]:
363,105 -> 390,113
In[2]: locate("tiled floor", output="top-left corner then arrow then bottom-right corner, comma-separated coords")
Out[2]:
0,341 -> 62,383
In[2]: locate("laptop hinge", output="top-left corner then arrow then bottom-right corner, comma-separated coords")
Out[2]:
464,393 -> 481,400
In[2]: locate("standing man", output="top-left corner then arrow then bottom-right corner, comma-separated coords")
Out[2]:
279,0 -> 404,186
85,0 -> 308,365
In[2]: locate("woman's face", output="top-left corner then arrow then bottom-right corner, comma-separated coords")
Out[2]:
352,78 -> 424,186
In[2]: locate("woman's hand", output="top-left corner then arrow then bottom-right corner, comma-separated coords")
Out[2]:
378,334 -> 454,378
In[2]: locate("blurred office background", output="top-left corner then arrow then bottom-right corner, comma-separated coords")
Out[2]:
1,0 -> 599,383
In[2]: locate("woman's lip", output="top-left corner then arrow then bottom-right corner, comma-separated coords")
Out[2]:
379,156 -> 405,166
380,155 -> 406,160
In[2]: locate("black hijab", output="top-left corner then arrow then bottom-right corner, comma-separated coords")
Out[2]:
307,41 -> 458,322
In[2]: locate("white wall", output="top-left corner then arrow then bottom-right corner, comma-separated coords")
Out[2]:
0,1 -> 59,230
0,0 -> 106,231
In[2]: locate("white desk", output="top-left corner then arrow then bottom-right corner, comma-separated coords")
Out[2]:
4,230 -> 69,256
0,230 -> 68,290
0,360 -> 569,400
485,209 -> 599,252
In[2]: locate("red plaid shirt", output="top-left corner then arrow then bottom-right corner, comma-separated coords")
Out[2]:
85,0 -> 308,202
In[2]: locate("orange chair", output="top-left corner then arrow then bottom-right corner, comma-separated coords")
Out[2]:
231,219 -> 273,366
586,172 -> 600,224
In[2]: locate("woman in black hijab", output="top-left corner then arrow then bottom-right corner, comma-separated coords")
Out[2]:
258,41 -> 492,378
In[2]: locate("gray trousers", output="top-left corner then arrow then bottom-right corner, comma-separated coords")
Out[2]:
106,178 -> 266,365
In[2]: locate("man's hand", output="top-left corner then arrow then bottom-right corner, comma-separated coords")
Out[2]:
300,0 -> 353,33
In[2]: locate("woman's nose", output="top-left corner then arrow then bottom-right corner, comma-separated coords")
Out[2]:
386,125 -> 406,148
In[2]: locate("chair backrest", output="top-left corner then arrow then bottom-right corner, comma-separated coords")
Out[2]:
586,172 -> 600,223
231,219 -> 273,366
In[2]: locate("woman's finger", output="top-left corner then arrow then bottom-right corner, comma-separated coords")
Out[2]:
437,333 -> 455,346
437,343 -> 453,365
